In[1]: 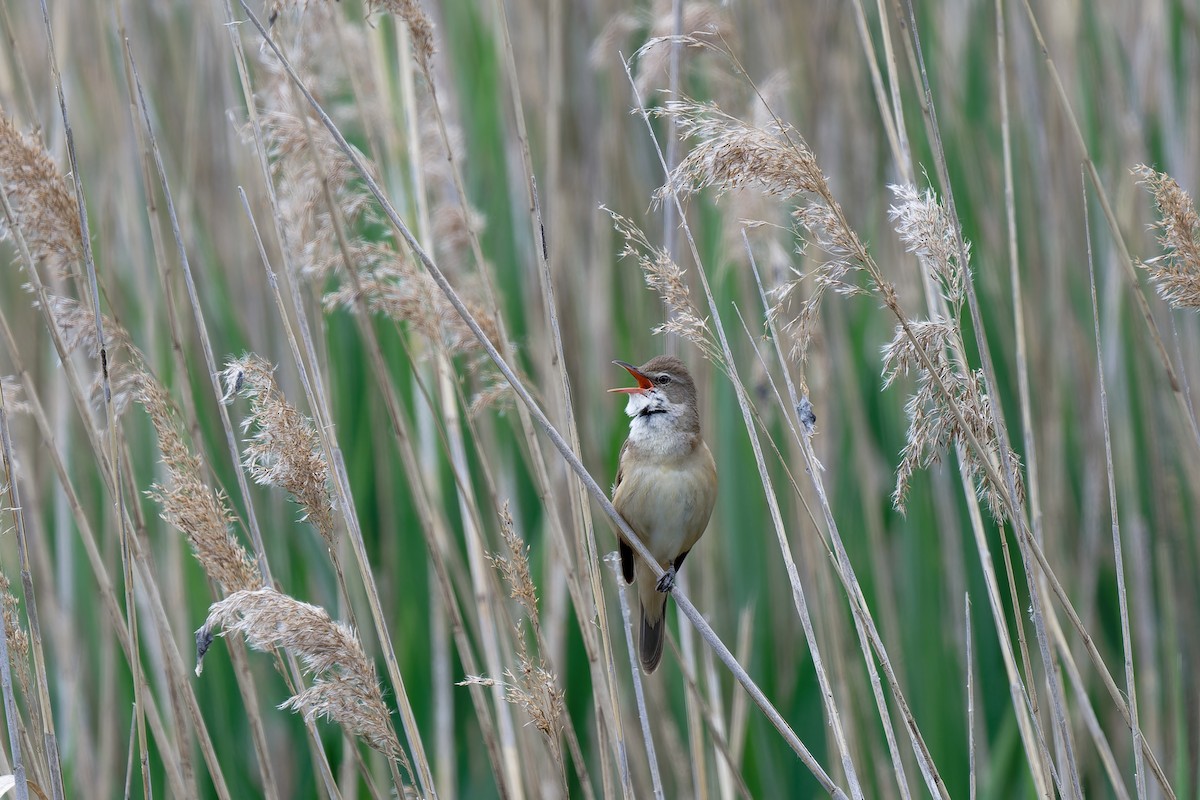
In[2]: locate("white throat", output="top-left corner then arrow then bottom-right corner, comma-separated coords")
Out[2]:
624,391 -> 692,457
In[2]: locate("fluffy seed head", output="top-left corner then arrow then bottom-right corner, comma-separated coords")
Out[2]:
0,111 -> 82,271
198,588 -> 402,760
1133,165 -> 1200,309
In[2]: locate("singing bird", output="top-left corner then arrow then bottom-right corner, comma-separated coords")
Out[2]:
610,356 -> 717,673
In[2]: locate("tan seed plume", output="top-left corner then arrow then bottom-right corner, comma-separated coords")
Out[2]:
197,587 -> 402,760
222,355 -> 336,545
1133,164 -> 1200,310
139,376 -> 259,595
0,110 -> 82,271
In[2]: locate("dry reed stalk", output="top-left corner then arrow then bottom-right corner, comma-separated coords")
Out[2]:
230,21 -> 466,792
38,4 -> 137,787
738,264 -> 916,799
669,88 -> 1038,798
1133,165 -> 1200,310
991,5 -> 1056,787
197,588 -> 404,763
488,504 -> 597,799
33,300 -> 251,798
0,312 -> 192,798
283,37 -> 537,792
241,178 -> 513,800
604,552 -> 664,799
0,407 -> 32,800
646,75 -> 965,798
1016,0 -> 1200,473
663,632 -> 754,800
1084,178 -> 1147,800
900,9 -> 1087,795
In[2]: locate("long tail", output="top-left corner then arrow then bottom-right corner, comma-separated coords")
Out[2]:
638,570 -> 668,673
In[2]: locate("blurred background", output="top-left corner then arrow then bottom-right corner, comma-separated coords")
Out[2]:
0,0 -> 1197,797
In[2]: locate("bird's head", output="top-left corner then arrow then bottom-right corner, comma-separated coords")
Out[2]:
609,355 -> 699,430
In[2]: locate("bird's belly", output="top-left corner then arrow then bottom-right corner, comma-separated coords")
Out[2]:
615,457 -> 715,565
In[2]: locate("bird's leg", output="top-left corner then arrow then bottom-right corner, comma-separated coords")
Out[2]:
655,566 -> 676,593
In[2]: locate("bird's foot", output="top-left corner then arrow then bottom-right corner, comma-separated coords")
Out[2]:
656,567 -> 676,594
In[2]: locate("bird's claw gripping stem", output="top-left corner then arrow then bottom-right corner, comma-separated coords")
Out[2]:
656,567 -> 676,593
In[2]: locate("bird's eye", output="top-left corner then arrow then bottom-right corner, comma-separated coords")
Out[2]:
658,374 -> 672,384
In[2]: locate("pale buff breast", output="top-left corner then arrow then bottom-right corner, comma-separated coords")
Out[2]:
613,441 -> 717,566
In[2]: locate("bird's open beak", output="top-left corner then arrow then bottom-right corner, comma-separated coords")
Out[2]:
608,360 -> 654,394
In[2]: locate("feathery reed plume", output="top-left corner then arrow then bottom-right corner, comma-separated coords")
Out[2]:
589,10 -> 642,69
256,105 -> 377,283
632,5 -> 731,94
368,0 -> 435,73
655,97 -> 871,362
1133,164 -> 1200,309
41,294 -> 144,415
252,19 -> 383,284
196,588 -> 402,760
139,376 -> 259,594
465,506 -> 566,757
883,184 -> 1024,521
888,184 -> 966,307
322,258 -> 505,360
656,99 -> 825,203
222,355 -> 336,544
0,379 -> 26,416
0,573 -> 30,699
0,110 -> 82,270
603,206 -> 721,362
418,93 -> 485,280
459,654 -> 565,747
489,503 -> 539,630
882,323 -> 1024,520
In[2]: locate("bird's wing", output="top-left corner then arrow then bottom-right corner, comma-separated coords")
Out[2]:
614,440 -> 636,584
683,440 -> 718,554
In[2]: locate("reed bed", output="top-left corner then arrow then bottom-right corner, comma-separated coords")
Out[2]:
0,0 -> 1197,797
